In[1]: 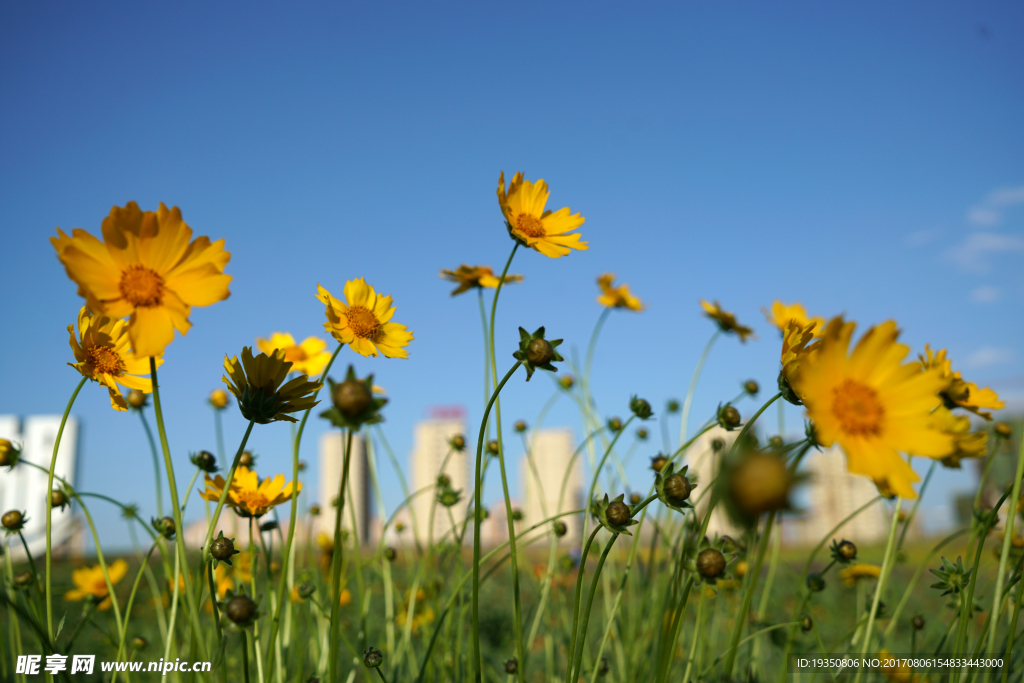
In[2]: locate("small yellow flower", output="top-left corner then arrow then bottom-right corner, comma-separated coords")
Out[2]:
200,466 -> 301,518
839,563 -> 882,587
763,301 -> 824,337
256,332 -> 332,377
780,321 -> 817,388
316,279 -> 414,358
789,318 -> 954,499
222,347 -> 321,424
930,407 -> 988,469
209,389 -> 229,410
67,307 -> 156,411
497,172 -> 587,258
700,300 -> 756,342
596,274 -> 644,311
65,559 -> 128,610
920,346 -> 1004,420
440,265 -> 523,296
52,202 -> 231,358
214,552 -> 252,597
338,588 -> 352,606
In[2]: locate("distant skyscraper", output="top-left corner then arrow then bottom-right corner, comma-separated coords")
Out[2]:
410,409 -> 467,547
522,428 -> 582,545
684,426 -> 742,538
801,446 -> 887,546
318,432 -> 371,545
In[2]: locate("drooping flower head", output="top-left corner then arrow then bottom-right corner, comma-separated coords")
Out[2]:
596,274 -> 644,311
68,307 -> 157,411
930,406 -> 988,469
222,347 -> 321,424
920,346 -> 1004,420
440,265 -> 523,296
256,332 -> 332,377
64,559 -> 128,610
497,172 -> 587,258
200,466 -> 301,518
317,279 -> 413,358
789,318 -> 954,499
778,320 -> 818,405
700,300 -> 755,342
52,202 -> 231,358
763,301 -> 824,337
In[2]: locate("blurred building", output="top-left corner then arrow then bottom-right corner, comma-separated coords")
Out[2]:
799,446 -> 888,546
0,415 -> 83,559
683,426 -> 742,538
409,408 -> 467,547
521,428 -> 583,545
318,431 -> 371,545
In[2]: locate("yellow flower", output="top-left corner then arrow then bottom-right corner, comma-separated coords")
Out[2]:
700,300 -> 756,342
763,301 -> 824,337
255,332 -> 332,377
214,552 -> 252,597
338,588 -> 352,606
839,563 -> 882,587
65,559 -> 128,610
200,466 -> 301,518
780,320 -> 817,388
222,347 -> 321,424
51,202 -> 231,358
920,346 -> 1004,420
497,171 -> 587,258
67,307 -> 156,411
209,389 -> 229,410
789,318 -> 954,499
440,265 -> 523,296
930,407 -> 988,469
596,274 -> 644,311
316,279 -> 414,358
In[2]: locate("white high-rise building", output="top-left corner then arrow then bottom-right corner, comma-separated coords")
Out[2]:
684,426 -> 742,538
801,446 -> 888,546
521,428 -> 583,545
318,432 -> 371,545
409,411 -> 467,547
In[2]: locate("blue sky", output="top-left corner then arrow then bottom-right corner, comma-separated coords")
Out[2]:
1,1 -> 1022,547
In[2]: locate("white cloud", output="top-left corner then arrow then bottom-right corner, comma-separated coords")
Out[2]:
966,183 -> 1024,227
965,346 -> 1015,369
971,285 -> 1000,303
944,231 -> 1024,273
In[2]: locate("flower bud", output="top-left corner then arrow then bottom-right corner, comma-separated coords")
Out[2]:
511,509 -> 523,522
153,516 -> 176,539
630,396 -> 653,420
664,474 -> 693,506
384,547 -> 397,562
239,451 -> 255,468
718,405 -> 741,430
0,439 -> 21,468
437,473 -> 451,488
696,548 -> 726,580
553,520 -> 567,537
666,399 -> 680,414
298,460 -> 307,471
728,453 -> 792,517
486,440 -> 500,456
629,492 -> 642,506
225,594 -> 257,625
191,450 -> 218,473
768,436 -> 784,449
606,501 -> 631,527
504,659 -> 518,674
131,636 -> 148,650
209,389 -> 229,410
806,573 -> 826,592
309,504 -> 321,516
2,510 -> 27,531
607,417 -> 623,433
298,582 -> 317,599
260,520 -> 278,532
334,380 -> 372,418
995,422 -> 1013,439
526,338 -> 555,366
801,616 -> 813,632
650,454 -> 668,472
636,428 -> 649,441
127,389 -> 148,409
50,489 -> 68,510
559,375 -> 575,390
743,380 -> 759,396
711,438 -> 725,452
211,534 -> 239,563
449,434 -> 466,451
363,646 -> 383,669
837,540 -> 857,561
395,522 -> 406,533
13,570 -> 34,588
514,420 -> 527,433
912,615 -> 925,630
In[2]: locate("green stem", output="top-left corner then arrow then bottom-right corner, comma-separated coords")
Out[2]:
565,526 -> 602,683
722,511 -> 777,676
242,631 -> 251,683
328,429 -> 354,683
44,376 -> 86,640
113,540 -> 159,663
581,415 -> 637,540
471,361 -> 522,682
679,331 -> 720,445
896,459 -> 937,552
570,531 -> 620,683
137,408 -> 164,518
148,357 -> 208,661
987,432 -> 1024,659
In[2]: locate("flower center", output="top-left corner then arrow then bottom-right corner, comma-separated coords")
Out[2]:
515,213 -> 546,238
831,379 -> 884,437
283,347 -> 308,364
120,266 -> 165,307
347,306 -> 381,339
86,345 -> 125,376
237,490 -> 270,513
